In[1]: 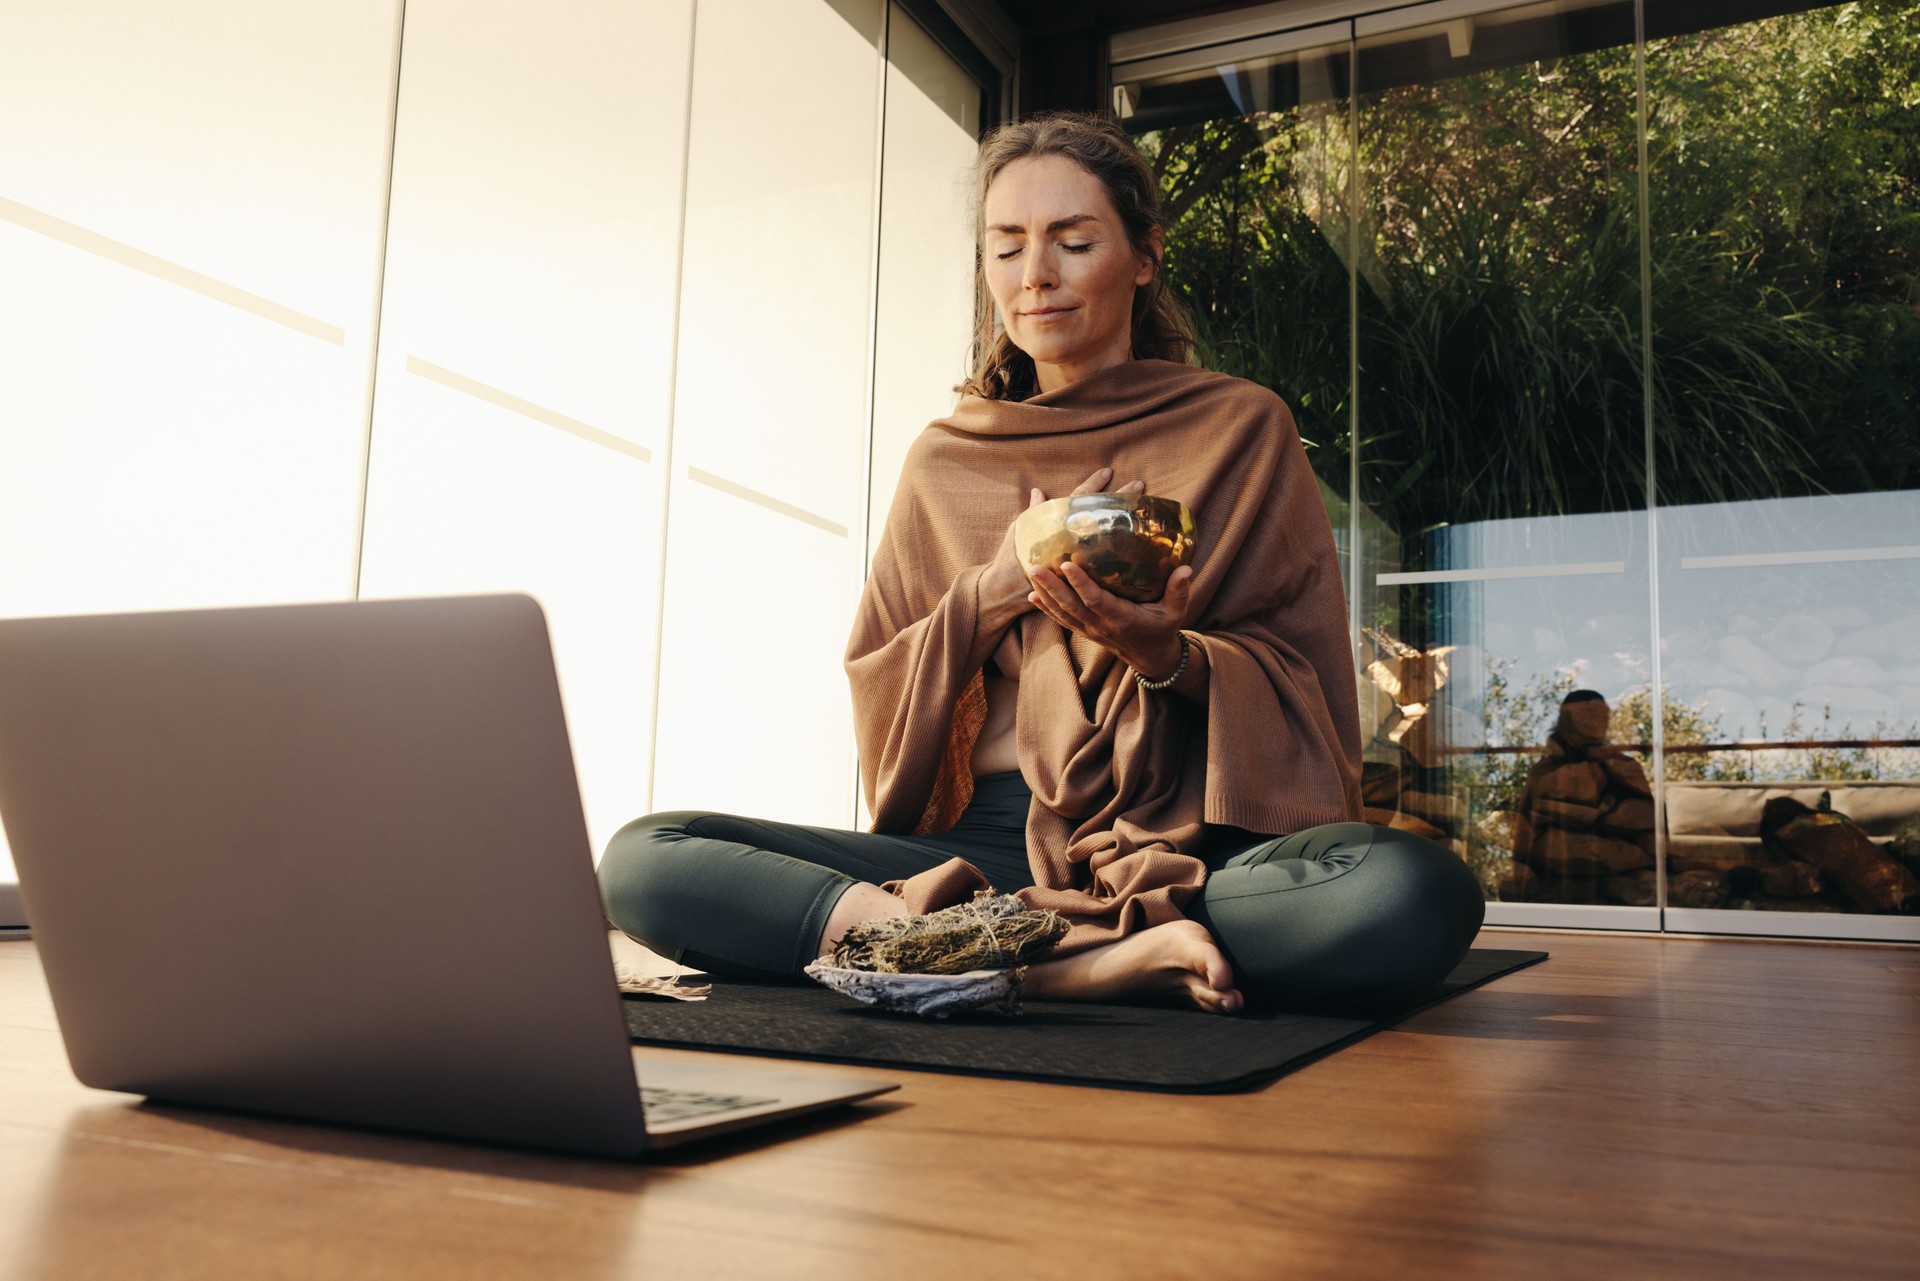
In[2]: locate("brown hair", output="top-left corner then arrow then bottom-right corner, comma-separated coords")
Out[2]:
958,111 -> 1197,401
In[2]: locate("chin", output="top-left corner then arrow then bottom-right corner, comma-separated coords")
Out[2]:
1012,331 -> 1082,366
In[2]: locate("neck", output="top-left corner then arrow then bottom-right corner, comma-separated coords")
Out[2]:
1032,338 -> 1133,394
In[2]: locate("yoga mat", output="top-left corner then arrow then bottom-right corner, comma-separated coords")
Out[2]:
624,947 -> 1546,1093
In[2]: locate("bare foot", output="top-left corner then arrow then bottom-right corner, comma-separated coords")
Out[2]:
816,882 -> 908,960
1024,920 -> 1244,1014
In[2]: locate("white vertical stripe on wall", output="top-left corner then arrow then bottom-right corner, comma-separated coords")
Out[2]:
0,0 -> 403,887
867,3 -> 983,557
355,0 -> 695,859
852,3 -> 986,829
649,0 -> 888,827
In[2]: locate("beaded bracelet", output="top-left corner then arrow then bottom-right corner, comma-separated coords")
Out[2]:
1135,633 -> 1190,692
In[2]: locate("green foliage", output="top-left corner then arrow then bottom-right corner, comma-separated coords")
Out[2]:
1138,0 -> 1920,543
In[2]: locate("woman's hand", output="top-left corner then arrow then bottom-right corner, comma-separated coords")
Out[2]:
979,466 -> 1126,628
1023,479 -> 1197,683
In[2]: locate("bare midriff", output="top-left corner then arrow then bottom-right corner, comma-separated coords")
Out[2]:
970,664 -> 1020,776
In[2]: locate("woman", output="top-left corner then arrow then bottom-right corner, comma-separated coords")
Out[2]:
600,112 -> 1484,1014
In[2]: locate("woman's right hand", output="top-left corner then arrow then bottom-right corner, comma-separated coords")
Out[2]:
980,466 -> 1145,625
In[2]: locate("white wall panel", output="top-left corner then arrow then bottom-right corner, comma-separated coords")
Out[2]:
356,375 -> 661,857
651,0 -> 886,825
0,1 -> 400,330
669,0 -> 886,532
650,479 -> 866,824
0,0 -> 402,888
357,0 -> 694,858
867,3 -> 984,559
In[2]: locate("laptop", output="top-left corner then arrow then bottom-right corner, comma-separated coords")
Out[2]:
0,594 -> 895,1155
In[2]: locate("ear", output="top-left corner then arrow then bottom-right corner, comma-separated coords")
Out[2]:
1135,226 -> 1164,287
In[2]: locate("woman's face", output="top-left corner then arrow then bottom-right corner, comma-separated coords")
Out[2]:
981,154 -> 1159,393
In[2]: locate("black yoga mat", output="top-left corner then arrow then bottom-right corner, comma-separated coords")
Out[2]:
624,947 -> 1546,1093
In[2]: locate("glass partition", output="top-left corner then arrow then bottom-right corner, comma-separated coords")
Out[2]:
1354,0 -> 1651,921
1118,0 -> 1919,937
1647,1 -> 1920,936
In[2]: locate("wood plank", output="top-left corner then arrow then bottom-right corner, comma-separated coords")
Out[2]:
0,931 -> 1913,1280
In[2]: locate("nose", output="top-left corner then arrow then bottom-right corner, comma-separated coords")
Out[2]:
1022,242 -> 1058,292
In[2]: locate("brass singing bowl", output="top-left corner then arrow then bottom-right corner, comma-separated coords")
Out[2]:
1013,494 -> 1196,604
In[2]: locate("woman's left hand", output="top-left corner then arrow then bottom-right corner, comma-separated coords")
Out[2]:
1025,513 -> 1196,681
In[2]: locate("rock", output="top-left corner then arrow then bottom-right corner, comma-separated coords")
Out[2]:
1530,760 -> 1607,806
1496,861 -> 1538,901
1362,806 -> 1447,842
1667,838 -> 1772,874
1760,613 -> 1835,664
1529,828 -> 1652,877
1811,606 -> 1871,629
1668,869 -> 1731,909
1763,798 -> 1920,913
1759,861 -> 1825,899
1599,796 -> 1656,834
1604,869 -> 1657,906
1802,655 -> 1887,686
1719,635 -> 1797,690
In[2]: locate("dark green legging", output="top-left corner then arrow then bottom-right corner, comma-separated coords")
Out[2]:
599,772 -> 1486,1011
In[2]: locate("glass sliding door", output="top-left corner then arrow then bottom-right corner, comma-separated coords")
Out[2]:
1351,0 -> 1653,927
1646,0 -> 1920,939
1113,26 -> 1357,577
1116,0 -> 1917,938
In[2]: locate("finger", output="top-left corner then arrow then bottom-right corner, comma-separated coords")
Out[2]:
1124,480 -> 1145,494
1159,565 -> 1195,621
1030,567 -> 1096,629
1069,467 -> 1114,497
1058,560 -> 1118,612
1027,581 -> 1087,634
1029,486 -> 1043,509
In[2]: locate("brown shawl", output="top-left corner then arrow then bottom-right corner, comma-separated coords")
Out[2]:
845,359 -> 1361,954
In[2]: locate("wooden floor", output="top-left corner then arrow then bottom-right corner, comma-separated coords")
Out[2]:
0,929 -> 1914,1281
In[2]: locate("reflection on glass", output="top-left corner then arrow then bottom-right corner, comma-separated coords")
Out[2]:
1353,0 -> 1646,909
1649,0 -> 1920,918
1128,0 -> 1917,928
1121,41 -> 1353,503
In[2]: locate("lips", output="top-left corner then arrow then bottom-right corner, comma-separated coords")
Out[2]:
1022,306 -> 1077,321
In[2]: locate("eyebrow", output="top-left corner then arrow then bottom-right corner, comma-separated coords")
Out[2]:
985,214 -> 1101,235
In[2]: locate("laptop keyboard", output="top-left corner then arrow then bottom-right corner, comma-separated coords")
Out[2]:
640,1085 -> 780,1125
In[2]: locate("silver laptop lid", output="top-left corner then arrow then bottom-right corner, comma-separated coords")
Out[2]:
0,594 -> 650,1156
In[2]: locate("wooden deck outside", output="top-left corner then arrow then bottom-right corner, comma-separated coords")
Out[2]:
0,928 -> 1913,1280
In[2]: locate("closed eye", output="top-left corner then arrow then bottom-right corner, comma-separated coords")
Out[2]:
995,243 -> 1095,260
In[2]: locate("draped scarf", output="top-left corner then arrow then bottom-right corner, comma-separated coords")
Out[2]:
845,359 -> 1361,954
